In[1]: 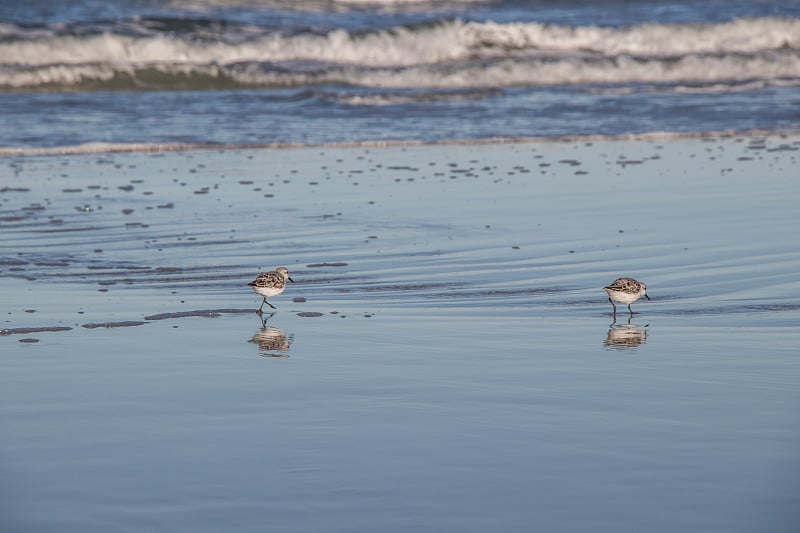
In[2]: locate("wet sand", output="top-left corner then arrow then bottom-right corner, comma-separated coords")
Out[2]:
3,133 -> 799,329
2,135 -> 799,532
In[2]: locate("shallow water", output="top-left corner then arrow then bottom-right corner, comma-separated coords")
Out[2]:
2,136 -> 800,531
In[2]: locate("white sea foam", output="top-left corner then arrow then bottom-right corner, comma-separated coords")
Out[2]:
3,17 -> 799,66
6,50 -> 797,91
1,17 -> 798,90
2,129 -> 797,157
162,0 -> 483,11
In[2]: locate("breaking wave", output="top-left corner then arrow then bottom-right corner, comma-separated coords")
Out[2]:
1,16 -> 799,91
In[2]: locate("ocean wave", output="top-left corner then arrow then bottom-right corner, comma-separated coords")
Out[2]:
1,17 -> 799,91
160,0 -> 484,11
3,52 -> 798,92
4,17 -> 800,66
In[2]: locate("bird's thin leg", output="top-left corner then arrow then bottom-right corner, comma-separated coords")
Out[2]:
257,298 -> 266,313
265,300 -> 277,310
258,311 -> 275,327
609,298 -> 617,316
627,304 -> 633,315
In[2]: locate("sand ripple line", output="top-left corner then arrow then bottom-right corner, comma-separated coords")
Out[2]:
1,326 -> 73,335
81,321 -> 148,329
144,308 -> 253,321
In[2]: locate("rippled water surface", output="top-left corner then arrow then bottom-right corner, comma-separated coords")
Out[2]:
2,136 -> 799,532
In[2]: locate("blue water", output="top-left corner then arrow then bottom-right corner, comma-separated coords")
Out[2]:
1,0 -> 799,149
2,2 -> 800,531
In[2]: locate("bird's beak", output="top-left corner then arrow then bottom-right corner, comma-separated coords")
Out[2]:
288,276 -> 295,283
644,294 -> 651,300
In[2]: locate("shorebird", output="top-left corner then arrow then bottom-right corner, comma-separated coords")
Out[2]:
604,277 -> 650,316
248,267 -> 294,313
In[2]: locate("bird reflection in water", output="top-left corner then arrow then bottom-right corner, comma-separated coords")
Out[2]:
248,313 -> 293,358
604,317 -> 648,350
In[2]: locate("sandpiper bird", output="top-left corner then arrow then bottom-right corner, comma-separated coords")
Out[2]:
604,277 -> 650,315
248,267 -> 294,313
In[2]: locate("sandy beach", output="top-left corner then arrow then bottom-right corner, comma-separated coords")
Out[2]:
2,135 -> 799,531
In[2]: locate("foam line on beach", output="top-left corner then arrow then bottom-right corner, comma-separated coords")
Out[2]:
2,128 -> 798,157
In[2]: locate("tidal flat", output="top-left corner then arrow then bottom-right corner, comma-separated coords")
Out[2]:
2,135 -> 799,532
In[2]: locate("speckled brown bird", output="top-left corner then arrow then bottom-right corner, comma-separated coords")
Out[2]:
248,267 -> 294,313
604,277 -> 650,315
